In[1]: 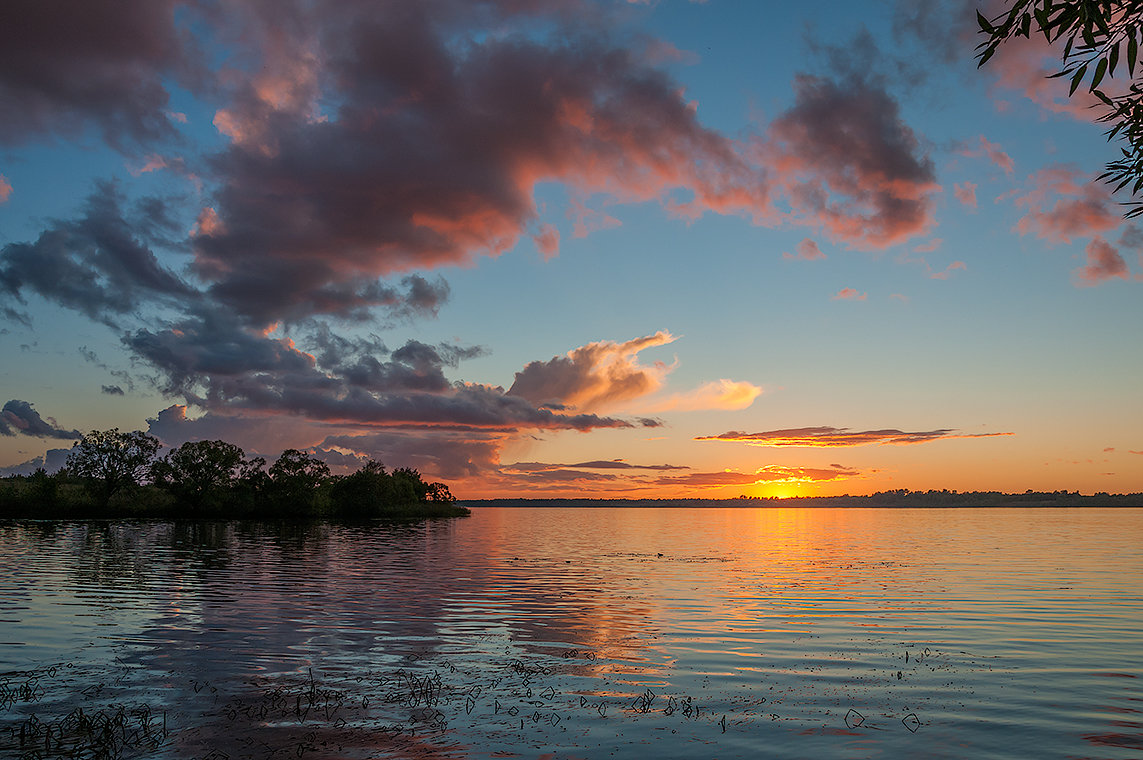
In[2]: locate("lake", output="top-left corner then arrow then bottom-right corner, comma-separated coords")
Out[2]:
1,507 -> 1140,759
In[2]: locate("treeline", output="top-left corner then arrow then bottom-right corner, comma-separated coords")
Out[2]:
471,489 -> 1143,508
0,429 -> 468,519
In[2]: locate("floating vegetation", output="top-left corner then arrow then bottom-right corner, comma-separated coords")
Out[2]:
0,632 -> 958,760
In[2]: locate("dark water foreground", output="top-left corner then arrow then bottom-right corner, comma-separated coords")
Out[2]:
1,508 -> 1141,759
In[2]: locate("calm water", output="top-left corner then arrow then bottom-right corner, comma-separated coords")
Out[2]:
0,507 -> 1141,759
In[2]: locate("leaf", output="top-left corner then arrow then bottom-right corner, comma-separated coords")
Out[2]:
978,46 -> 996,68
1091,57 -> 1108,90
977,10 -> 994,33
1070,64 -> 1088,95
1129,34 -> 1137,76
1109,41 -> 1119,76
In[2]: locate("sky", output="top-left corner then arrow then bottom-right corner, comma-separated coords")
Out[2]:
1,0 -> 1141,499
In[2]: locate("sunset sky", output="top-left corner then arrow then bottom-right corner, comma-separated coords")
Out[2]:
1,0 -> 1141,498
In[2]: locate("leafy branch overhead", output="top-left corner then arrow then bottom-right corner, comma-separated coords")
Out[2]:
977,0 -> 1143,216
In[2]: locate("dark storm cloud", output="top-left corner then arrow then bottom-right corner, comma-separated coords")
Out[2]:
0,182 -> 195,325
0,400 -> 81,439
0,0 -> 196,149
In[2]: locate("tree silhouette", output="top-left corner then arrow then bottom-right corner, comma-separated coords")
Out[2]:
66,429 -> 161,504
151,439 -> 245,511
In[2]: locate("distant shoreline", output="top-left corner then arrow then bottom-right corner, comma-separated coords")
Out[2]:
462,492 -> 1143,508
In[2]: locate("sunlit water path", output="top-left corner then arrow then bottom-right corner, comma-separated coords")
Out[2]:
1,507 -> 1140,758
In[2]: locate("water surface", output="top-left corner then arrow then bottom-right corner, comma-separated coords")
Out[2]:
1,507 -> 1140,758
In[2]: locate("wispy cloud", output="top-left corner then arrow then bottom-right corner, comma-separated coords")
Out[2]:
645,379 -> 762,412
954,181 -> 977,209
654,464 -> 860,488
696,426 -> 1013,447
1011,166 -> 1121,245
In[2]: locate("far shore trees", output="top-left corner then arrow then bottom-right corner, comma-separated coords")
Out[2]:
3,429 -> 465,519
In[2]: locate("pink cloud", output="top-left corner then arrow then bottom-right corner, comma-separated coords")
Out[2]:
985,32 -> 1107,121
913,238 -> 943,253
954,181 -> 978,209
931,260 -> 966,280
128,154 -> 169,177
833,287 -> 866,301
533,223 -> 561,260
1074,236 -> 1130,286
0,174 -> 10,203
783,238 -> 826,260
1012,166 -> 1121,244
960,136 -> 1014,175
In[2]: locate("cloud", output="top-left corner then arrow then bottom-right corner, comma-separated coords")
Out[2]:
783,238 -> 826,260
954,181 -> 977,209
653,464 -> 859,489
5,2 -> 944,334
761,73 -> 940,249
317,430 -> 507,480
1011,166 -> 1122,244
0,448 -> 71,477
646,378 -> 762,412
190,2 -> 773,325
0,400 -> 81,439
0,174 -> 10,203
913,238 -> 942,253
1074,236 -> 1130,286
533,224 -> 561,260
983,29 -> 1108,121
508,331 -> 676,411
0,0 -> 195,149
959,136 -> 1014,175
0,182 -> 194,325
891,0 -> 977,65
506,459 -> 689,472
101,385 -> 125,396
696,426 -> 1013,447
931,260 -> 966,280
127,315 -> 636,433
833,288 -> 867,301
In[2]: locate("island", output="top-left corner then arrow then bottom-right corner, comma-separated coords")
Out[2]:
0,429 -> 469,520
